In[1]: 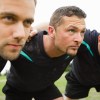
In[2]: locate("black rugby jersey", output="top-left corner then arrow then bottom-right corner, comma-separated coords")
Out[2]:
68,29 -> 100,85
0,57 -> 7,72
8,31 -> 73,92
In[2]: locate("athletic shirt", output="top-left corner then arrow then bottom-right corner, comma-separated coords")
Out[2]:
7,31 -> 73,92
69,29 -> 100,85
0,57 -> 7,72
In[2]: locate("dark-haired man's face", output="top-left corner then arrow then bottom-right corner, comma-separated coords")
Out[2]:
0,0 -> 35,60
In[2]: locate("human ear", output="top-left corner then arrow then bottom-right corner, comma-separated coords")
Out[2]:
48,26 -> 55,38
98,35 -> 100,43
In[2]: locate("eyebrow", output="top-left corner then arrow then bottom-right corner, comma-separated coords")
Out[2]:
69,25 -> 86,31
0,12 -> 34,22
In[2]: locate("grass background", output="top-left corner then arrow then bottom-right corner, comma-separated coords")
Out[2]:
0,76 -> 6,100
0,73 -> 100,100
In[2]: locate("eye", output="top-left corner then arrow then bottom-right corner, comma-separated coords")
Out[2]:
82,30 -> 86,34
3,16 -> 15,22
68,29 -> 76,33
24,19 -> 33,28
2,15 -> 16,24
80,30 -> 86,36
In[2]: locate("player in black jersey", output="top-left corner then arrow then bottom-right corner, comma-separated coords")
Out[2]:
65,30 -> 100,100
0,0 -> 36,71
3,6 -> 86,100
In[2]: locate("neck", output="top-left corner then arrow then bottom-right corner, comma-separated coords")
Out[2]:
43,35 -> 64,58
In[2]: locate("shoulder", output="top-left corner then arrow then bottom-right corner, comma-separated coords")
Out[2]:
84,29 -> 99,38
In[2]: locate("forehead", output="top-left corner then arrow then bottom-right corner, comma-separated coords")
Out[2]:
62,16 -> 86,29
0,0 -> 35,19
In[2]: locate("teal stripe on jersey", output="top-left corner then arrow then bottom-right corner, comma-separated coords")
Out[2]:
20,51 -> 33,62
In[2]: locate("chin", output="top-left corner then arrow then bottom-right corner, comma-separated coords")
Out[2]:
68,51 -> 77,56
68,54 -> 75,56
7,53 -> 20,61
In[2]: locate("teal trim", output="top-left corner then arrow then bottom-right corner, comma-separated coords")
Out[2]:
82,41 -> 93,56
20,51 -> 32,62
65,55 -> 70,59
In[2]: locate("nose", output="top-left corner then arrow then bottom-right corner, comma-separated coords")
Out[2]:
13,23 -> 26,39
75,33 -> 83,43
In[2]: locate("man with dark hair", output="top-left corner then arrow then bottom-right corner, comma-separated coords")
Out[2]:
3,6 -> 86,100
0,0 -> 36,70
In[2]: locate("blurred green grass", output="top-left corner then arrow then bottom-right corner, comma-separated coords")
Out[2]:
0,75 -> 6,100
55,72 -> 100,100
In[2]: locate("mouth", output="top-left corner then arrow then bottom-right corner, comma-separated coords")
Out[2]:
72,45 -> 79,47
71,46 -> 80,50
7,44 -> 24,50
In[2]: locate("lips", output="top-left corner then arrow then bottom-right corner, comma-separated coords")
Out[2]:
8,43 -> 23,47
9,44 -> 22,47
71,46 -> 80,50
7,43 -> 24,50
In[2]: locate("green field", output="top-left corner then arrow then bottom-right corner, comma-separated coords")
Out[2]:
0,73 -> 100,100
55,73 -> 100,100
0,75 -> 6,100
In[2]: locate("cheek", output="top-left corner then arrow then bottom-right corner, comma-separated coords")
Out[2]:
61,38 -> 73,48
25,35 -> 29,41
25,30 -> 30,39
55,32 -> 70,45
56,38 -> 68,47
0,32 -> 9,41
0,25 -> 14,40
61,36 -> 71,43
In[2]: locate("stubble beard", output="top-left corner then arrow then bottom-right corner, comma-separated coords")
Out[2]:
0,49 -> 21,60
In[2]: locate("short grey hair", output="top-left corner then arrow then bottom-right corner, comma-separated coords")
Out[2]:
49,6 -> 86,29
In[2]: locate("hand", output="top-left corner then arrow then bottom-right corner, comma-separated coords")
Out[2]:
27,28 -> 38,42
